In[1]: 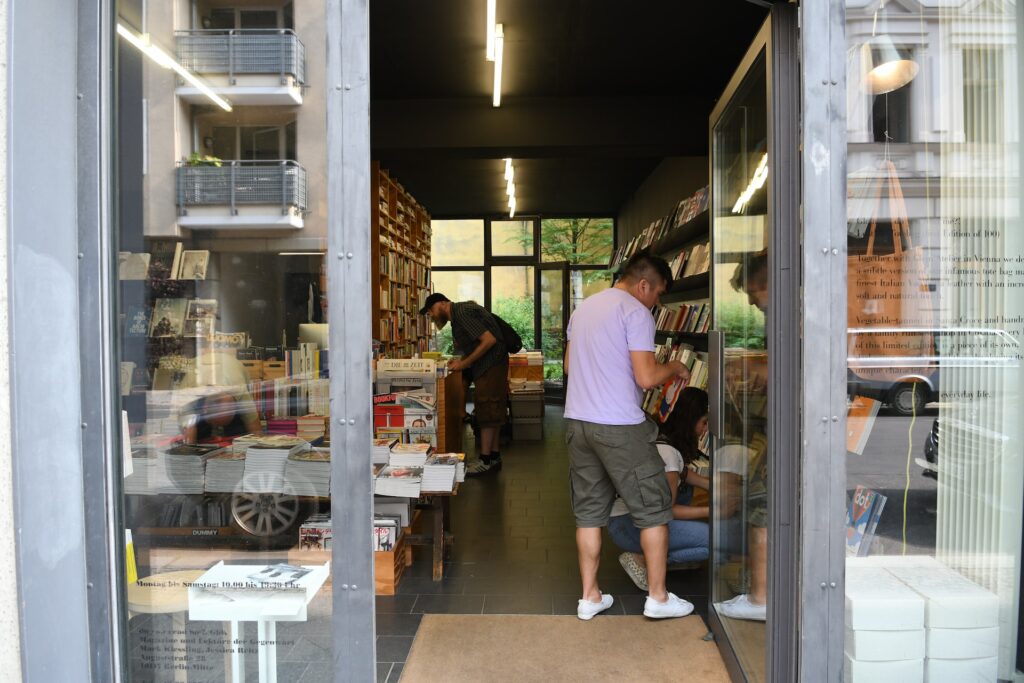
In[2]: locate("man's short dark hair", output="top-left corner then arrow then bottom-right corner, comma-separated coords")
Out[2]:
620,249 -> 673,290
730,250 -> 768,294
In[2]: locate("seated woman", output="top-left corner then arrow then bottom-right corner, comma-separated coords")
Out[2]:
609,387 -> 710,591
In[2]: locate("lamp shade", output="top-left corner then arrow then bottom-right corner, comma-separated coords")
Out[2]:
865,34 -> 918,94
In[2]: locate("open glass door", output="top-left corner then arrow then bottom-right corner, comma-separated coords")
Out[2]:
707,5 -> 799,681
538,262 -> 569,389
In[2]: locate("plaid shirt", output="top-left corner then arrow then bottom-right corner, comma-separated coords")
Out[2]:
450,301 -> 507,376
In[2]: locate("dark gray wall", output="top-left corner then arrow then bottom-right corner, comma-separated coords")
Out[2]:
615,156 -> 708,245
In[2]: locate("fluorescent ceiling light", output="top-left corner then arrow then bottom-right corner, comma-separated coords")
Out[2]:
504,158 -> 513,181
278,252 -> 326,256
117,23 -> 232,112
493,24 -> 504,107
506,180 -> 515,197
509,196 -> 517,218
486,0 -> 497,61
731,153 -> 769,214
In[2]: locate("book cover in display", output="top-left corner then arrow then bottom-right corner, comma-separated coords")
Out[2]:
149,298 -> 187,337
845,485 -> 887,557
124,305 -> 151,337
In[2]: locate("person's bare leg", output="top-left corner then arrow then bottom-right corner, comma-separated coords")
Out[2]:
576,527 -> 603,602
749,526 -> 768,604
639,525 -> 669,602
480,425 -> 498,455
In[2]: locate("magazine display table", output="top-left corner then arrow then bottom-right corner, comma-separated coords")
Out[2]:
405,486 -> 458,581
188,561 -> 330,683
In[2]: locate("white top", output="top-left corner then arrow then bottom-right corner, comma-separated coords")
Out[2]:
610,443 -> 684,517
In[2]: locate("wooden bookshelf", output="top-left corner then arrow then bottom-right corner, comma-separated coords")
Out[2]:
371,162 -> 433,357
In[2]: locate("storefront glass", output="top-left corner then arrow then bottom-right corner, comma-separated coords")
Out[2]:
115,1 -> 336,679
844,2 -> 1023,680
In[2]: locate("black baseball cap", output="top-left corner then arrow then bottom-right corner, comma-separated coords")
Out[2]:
419,292 -> 450,315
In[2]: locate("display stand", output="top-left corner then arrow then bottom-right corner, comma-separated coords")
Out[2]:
436,369 -> 464,453
405,487 -> 459,581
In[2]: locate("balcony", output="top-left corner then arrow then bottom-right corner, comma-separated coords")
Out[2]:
175,29 -> 306,105
176,160 -> 308,230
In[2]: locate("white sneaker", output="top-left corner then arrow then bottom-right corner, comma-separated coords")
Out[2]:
643,592 -> 694,619
715,593 -> 766,621
618,552 -> 649,591
465,460 -> 491,476
577,594 -> 614,620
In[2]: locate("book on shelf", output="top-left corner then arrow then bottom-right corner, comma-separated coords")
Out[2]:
118,252 -> 151,280
845,486 -> 887,557
178,250 -> 210,280
124,305 -> 151,337
149,298 -> 188,337
148,240 -> 180,280
373,518 -> 400,551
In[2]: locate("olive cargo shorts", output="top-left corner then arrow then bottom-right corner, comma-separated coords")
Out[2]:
566,418 -> 673,529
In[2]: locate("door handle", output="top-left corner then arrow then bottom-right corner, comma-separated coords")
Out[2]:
708,329 -> 724,438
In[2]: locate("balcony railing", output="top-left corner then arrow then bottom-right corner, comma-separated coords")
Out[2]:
176,160 -> 308,214
175,29 -> 306,85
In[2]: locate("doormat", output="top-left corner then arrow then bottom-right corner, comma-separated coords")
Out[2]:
401,614 -> 730,682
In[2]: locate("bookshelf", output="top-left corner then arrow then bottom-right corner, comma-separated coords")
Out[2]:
371,162 -> 433,358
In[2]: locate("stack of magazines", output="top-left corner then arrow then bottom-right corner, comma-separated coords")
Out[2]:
421,454 -> 463,492
204,448 -> 247,493
285,448 -> 331,497
389,443 -> 432,467
373,466 -> 422,497
164,444 -> 223,494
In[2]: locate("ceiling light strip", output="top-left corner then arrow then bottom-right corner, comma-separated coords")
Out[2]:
731,153 -> 768,214
117,23 -> 232,112
493,24 -> 504,108
486,0 -> 497,61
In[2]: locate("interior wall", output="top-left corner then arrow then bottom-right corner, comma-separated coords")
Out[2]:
616,156 -> 708,245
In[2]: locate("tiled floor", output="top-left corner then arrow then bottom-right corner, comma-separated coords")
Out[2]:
375,406 -> 710,680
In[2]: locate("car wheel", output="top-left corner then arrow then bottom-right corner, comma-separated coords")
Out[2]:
230,472 -> 307,538
889,383 -> 927,416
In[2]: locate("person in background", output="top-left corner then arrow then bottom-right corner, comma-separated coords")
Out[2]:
182,391 -> 261,443
564,250 -> 693,621
421,292 -> 508,475
610,387 -> 711,591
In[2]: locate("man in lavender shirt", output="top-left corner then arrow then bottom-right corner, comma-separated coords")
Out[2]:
564,251 -> 694,621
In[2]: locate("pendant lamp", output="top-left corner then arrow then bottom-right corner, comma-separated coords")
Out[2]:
865,34 -> 919,94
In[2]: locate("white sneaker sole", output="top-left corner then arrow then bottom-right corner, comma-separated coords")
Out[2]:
577,595 -> 614,620
644,601 -> 694,619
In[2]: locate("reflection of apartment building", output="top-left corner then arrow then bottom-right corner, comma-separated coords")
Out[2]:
137,1 -> 326,241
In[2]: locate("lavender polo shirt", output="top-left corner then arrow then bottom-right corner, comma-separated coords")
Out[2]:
564,287 -> 656,425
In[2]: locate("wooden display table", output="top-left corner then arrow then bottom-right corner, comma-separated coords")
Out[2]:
405,486 -> 459,581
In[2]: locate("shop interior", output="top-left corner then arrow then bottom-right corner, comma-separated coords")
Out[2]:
116,1 -> 779,681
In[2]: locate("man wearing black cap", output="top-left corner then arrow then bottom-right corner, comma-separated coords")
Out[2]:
420,293 -> 508,475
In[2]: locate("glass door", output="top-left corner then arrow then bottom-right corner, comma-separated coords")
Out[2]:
538,262 -> 569,388
707,5 -> 799,681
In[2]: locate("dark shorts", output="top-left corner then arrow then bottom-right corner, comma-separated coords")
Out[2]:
566,418 -> 673,529
473,361 -> 508,427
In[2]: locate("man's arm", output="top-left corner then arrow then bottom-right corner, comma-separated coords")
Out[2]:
630,350 -> 689,390
449,330 -> 498,371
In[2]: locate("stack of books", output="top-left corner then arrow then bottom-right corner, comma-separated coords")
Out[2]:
421,453 -> 462,492
373,437 -> 399,465
242,438 -> 309,493
680,242 -> 711,278
124,448 -> 169,495
296,415 -> 327,442
373,516 -> 401,551
299,514 -> 332,551
164,444 -> 222,494
509,378 -> 543,393
204,448 -> 247,492
267,417 -> 298,435
655,301 -> 711,334
373,466 -> 422,497
389,443 -> 432,467
285,448 -> 331,497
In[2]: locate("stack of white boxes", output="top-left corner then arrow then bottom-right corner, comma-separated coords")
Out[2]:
845,556 -> 1000,682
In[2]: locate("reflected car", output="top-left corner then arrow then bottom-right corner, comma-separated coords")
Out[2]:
847,327 -> 1020,416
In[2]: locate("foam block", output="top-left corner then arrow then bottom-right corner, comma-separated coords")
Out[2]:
924,656 -> 997,682
926,627 -> 999,660
845,628 -> 925,661
846,566 -> 926,631
885,564 -> 999,629
844,654 -> 924,683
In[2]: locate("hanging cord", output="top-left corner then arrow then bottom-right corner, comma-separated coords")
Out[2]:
901,382 -> 917,554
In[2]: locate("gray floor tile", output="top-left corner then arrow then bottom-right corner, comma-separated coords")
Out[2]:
299,662 -> 332,683
375,612 -> 423,637
482,594 -> 554,615
410,594 -> 485,614
376,635 -> 415,662
377,662 -> 394,683
387,663 -> 405,683
376,594 -> 418,613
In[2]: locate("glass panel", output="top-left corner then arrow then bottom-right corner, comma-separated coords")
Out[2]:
116,6 -> 333,681
843,4 -> 1023,681
490,265 -> 536,349
430,270 -> 485,354
710,49 -> 768,682
490,219 -> 535,257
540,218 -> 614,265
431,219 -> 484,266
569,269 -> 613,314
540,268 -> 565,383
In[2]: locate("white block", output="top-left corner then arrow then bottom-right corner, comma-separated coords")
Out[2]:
844,654 -> 924,683
885,564 -> 999,628
924,656 -> 997,682
845,628 -> 925,661
926,627 -> 999,660
846,566 -> 926,631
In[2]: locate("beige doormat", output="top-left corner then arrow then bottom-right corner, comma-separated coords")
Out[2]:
400,614 -> 730,682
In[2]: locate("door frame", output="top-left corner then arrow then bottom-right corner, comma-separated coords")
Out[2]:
705,5 -> 801,682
